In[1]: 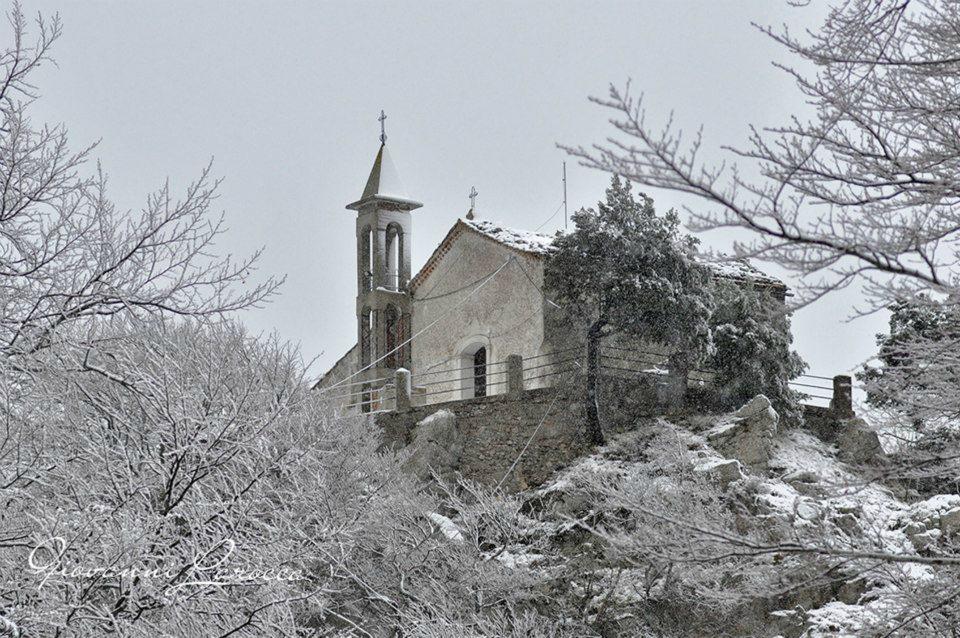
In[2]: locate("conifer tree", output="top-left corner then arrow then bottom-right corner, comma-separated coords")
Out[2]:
708,281 -> 806,422
545,176 -> 713,444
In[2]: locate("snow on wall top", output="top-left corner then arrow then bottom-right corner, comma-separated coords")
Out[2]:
699,255 -> 785,289
461,218 -> 786,289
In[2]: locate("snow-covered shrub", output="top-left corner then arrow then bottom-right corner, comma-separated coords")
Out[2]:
708,282 -> 806,424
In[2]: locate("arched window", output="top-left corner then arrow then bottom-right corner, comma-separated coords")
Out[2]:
360,306 -> 372,366
459,341 -> 489,399
385,224 -> 403,290
473,347 -> 487,398
361,383 -> 372,414
384,305 -> 399,368
359,225 -> 373,291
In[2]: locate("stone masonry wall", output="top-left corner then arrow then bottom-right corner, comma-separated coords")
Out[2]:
376,372 -> 853,493
376,385 -> 591,492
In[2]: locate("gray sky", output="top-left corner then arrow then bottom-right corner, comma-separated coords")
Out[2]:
25,0 -> 883,381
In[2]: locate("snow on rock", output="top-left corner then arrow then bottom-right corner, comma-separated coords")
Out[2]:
804,591 -> 900,638
514,405 -> 949,633
492,399 -> 960,636
693,458 -> 744,487
897,494 -> 960,543
836,417 -> 885,464
905,493 -> 960,526
426,512 -> 464,543
706,395 -> 779,469
772,432 -> 915,555
770,430 -> 844,484
493,549 -> 546,569
403,409 -> 463,482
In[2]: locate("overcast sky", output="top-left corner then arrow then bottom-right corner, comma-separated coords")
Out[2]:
23,0 -> 883,383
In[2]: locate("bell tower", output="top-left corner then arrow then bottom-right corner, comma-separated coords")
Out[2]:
347,112 -> 421,407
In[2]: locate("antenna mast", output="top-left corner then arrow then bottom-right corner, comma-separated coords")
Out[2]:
562,161 -> 568,230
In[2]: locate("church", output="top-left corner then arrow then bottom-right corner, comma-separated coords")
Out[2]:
316,133 -> 786,411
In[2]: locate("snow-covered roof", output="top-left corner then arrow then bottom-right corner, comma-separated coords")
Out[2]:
461,219 -> 556,255
702,255 -> 786,289
409,217 -> 786,292
459,218 -> 785,289
347,144 -> 423,210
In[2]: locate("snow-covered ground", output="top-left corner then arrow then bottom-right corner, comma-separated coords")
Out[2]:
427,402 -> 960,637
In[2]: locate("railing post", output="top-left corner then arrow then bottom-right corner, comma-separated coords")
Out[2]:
507,354 -> 524,397
395,368 -> 411,411
830,374 -> 854,418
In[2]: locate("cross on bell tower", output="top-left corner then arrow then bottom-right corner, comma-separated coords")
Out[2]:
378,110 -> 387,144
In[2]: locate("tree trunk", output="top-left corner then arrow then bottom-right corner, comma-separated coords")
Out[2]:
667,352 -> 691,408
585,319 -> 606,446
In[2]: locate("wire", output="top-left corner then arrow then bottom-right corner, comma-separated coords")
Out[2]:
511,254 -> 563,310
524,367 -> 580,383
320,256 -> 515,393
798,373 -> 835,382
415,269 -> 510,302
523,357 -> 583,374
414,360 -> 508,378
534,200 -> 565,232
789,381 -> 833,391
495,368 -> 577,490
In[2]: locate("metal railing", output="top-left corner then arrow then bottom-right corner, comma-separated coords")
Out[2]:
595,342 -> 853,411
409,359 -> 510,402
321,344 -> 855,416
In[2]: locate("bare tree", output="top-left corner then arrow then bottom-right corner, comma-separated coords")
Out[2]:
563,0 -> 960,465
0,4 -> 303,634
562,1 -> 960,633
564,0 -> 960,311
0,11 -> 594,637
0,3 -> 279,361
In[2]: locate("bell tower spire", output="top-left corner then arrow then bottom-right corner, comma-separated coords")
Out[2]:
348,113 -> 421,407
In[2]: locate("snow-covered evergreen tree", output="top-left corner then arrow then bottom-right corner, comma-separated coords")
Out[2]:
545,176 -> 714,443
859,295 -> 960,426
709,281 -> 806,422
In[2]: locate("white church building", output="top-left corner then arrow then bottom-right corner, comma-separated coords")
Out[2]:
316,136 -> 785,411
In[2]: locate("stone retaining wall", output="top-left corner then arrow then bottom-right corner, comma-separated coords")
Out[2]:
376,373 -> 854,493
376,385 -> 590,492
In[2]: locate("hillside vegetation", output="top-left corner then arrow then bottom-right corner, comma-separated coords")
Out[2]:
422,397 -> 960,637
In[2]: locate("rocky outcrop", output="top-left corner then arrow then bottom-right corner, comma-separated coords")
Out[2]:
898,494 -> 960,551
835,418 -> 884,464
694,458 -> 744,488
706,395 -> 779,469
402,409 -> 463,482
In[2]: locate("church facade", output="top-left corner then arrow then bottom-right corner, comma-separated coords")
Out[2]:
316,139 -> 786,411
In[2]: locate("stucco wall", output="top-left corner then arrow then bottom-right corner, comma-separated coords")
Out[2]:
315,343 -> 358,391
313,344 -> 367,411
410,230 -> 558,403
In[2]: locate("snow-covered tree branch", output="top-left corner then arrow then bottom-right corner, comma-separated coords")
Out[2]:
563,0 -> 960,312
